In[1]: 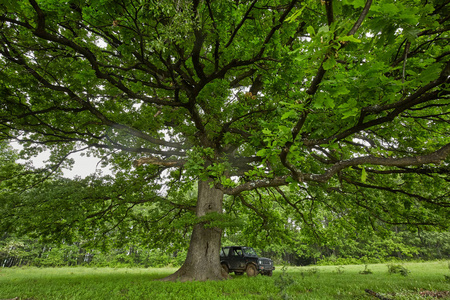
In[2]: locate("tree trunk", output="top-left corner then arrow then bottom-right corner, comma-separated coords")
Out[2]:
161,180 -> 229,281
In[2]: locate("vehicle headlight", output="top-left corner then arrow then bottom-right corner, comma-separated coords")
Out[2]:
259,260 -> 262,265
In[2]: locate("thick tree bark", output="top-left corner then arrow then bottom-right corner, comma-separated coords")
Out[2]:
161,180 -> 228,281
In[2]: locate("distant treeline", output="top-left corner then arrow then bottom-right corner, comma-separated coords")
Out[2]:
268,230 -> 450,266
2,229 -> 449,268
0,235 -> 187,268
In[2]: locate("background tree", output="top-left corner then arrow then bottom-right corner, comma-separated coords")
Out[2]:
0,0 -> 449,281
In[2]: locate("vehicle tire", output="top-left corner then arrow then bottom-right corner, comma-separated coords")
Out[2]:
235,272 -> 244,275
246,264 -> 258,277
221,263 -> 229,273
267,271 -> 273,277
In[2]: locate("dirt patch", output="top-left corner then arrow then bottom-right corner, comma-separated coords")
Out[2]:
418,290 -> 450,298
366,289 -> 450,299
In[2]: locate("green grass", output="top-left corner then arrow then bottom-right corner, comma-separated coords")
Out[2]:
0,261 -> 449,299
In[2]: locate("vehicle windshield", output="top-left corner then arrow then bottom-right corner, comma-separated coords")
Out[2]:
243,247 -> 258,256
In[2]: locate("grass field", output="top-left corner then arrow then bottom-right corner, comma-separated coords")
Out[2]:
0,261 -> 449,299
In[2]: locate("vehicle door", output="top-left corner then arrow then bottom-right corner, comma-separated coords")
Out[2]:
228,247 -> 245,270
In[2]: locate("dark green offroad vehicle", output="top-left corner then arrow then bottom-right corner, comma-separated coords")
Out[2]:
220,246 -> 275,277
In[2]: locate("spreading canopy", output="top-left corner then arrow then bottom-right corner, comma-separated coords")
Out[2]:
0,0 -> 449,280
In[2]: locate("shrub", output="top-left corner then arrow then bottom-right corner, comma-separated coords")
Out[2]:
387,264 -> 410,276
359,264 -> 373,275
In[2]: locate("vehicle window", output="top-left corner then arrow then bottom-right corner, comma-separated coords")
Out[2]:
222,248 -> 230,256
243,247 -> 258,256
234,249 -> 243,256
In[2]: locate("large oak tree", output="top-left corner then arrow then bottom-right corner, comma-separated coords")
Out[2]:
0,0 -> 449,281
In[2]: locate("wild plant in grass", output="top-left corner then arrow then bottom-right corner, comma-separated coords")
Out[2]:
307,267 -> 319,276
333,266 -> 345,275
359,264 -> 373,275
299,270 -> 305,279
273,266 -> 295,300
445,261 -> 450,282
399,267 -> 410,277
387,264 -> 410,276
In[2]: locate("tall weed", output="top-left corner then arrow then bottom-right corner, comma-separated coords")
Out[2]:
273,266 -> 295,300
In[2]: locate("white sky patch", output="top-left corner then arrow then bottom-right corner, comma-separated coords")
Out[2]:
62,152 -> 111,178
95,38 -> 108,49
11,141 -> 111,179
133,100 -> 143,110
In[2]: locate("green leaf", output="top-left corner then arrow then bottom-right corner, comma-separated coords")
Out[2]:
323,56 -> 336,71
285,6 -> 306,23
323,97 -> 335,109
307,25 -> 315,36
262,128 -> 272,135
343,0 -> 365,8
403,27 -> 420,43
361,167 -> 367,183
341,108 -> 359,119
339,35 -> 361,43
380,3 -> 400,15
256,149 -> 267,157
329,85 -> 350,97
314,93 -> 335,109
419,63 -> 442,83
281,110 -> 296,120
318,25 -> 330,34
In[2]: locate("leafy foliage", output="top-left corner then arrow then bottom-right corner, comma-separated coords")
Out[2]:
0,0 -> 449,278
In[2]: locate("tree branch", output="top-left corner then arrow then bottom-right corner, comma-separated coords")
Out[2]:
347,0 -> 373,36
342,176 -> 450,207
256,0 -> 298,58
0,36 -> 184,150
133,156 -> 185,168
225,0 -> 259,48
222,143 -> 450,195
306,65 -> 450,147
27,0 -> 182,107
325,0 -> 334,26
306,143 -> 450,183
220,176 -> 290,195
